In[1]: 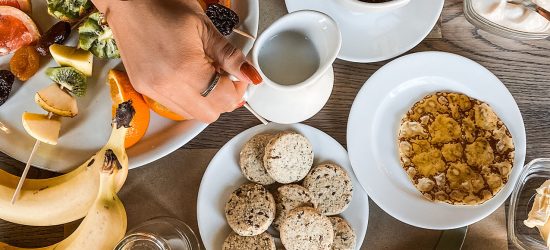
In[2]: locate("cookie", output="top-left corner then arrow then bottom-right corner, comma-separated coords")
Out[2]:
302,164 -> 353,215
240,134 -> 276,185
280,207 -> 333,250
328,217 -> 356,250
398,92 -> 515,205
263,131 -> 314,184
222,232 -> 276,250
225,183 -> 276,236
273,184 -> 314,231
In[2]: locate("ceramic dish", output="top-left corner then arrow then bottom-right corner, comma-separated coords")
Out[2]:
347,51 -> 526,229
0,0 -> 258,172
197,123 -> 370,249
285,0 -> 443,63
247,10 -> 340,124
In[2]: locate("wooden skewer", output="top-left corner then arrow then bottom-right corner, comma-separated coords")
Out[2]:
233,29 -> 255,40
11,112 -> 53,204
11,140 -> 40,204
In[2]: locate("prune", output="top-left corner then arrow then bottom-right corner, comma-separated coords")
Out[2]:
35,21 -> 71,56
115,100 -> 135,129
206,3 -> 239,36
0,70 -> 15,106
10,45 -> 40,81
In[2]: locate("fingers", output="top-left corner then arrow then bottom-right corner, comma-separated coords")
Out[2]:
134,79 -> 221,124
200,16 -> 262,85
205,75 -> 246,113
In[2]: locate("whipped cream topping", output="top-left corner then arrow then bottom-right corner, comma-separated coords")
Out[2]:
524,180 -> 550,247
473,0 -> 550,33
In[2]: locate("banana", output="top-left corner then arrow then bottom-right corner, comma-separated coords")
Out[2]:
0,147 -> 128,250
0,102 -> 133,226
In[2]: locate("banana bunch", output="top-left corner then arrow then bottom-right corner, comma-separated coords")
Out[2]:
0,117 -> 128,226
0,145 -> 128,250
0,101 -> 135,249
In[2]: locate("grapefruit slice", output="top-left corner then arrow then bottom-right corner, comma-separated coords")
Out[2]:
0,6 -> 39,55
0,0 -> 31,13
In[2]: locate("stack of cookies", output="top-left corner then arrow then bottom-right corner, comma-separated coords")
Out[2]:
222,131 -> 357,250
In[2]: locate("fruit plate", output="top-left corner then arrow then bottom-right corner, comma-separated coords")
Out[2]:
346,51 -> 527,230
197,123 -> 370,249
0,0 -> 259,172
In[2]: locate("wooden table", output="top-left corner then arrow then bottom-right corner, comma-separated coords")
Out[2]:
1,0 -> 549,248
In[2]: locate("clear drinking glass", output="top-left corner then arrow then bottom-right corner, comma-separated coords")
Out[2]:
508,158 -> 550,250
463,0 -> 550,40
115,217 -> 200,250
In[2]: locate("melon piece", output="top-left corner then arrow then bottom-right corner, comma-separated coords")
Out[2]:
35,83 -> 78,117
0,6 -> 40,55
50,44 -> 93,76
22,112 -> 61,145
0,0 -> 31,13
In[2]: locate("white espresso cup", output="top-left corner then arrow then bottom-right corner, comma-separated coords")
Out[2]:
252,10 -> 341,91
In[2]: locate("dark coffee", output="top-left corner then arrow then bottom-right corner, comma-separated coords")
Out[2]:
359,0 -> 392,2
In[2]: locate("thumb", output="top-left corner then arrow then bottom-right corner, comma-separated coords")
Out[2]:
201,17 -> 262,85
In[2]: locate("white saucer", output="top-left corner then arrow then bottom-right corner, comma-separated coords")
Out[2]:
285,0 -> 444,63
347,52 -> 526,229
246,66 -> 334,124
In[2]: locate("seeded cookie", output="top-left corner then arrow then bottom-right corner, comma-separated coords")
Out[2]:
328,217 -> 356,250
303,164 -> 353,215
398,92 -> 515,205
240,134 -> 276,185
222,232 -> 276,250
280,207 -> 334,250
273,184 -> 314,231
225,183 -> 276,236
263,131 -> 314,184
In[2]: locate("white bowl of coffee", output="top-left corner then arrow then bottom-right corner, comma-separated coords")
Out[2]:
335,0 -> 410,13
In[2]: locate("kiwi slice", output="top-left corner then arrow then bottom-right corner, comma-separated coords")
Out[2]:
78,12 -> 120,59
46,67 -> 88,97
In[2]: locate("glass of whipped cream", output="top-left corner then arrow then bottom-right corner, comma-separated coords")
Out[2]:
509,159 -> 550,250
464,0 -> 550,39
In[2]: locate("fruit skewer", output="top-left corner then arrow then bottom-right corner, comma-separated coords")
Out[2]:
205,3 -> 256,40
12,46 -> 92,204
10,112 -> 52,204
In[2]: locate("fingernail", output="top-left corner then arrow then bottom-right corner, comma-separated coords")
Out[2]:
240,62 -> 262,85
237,100 -> 246,108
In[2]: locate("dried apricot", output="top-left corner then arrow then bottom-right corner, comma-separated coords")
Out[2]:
9,45 -> 39,81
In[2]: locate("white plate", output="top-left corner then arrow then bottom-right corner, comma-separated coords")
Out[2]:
347,51 -> 526,230
0,0 -> 258,172
285,0 -> 443,63
247,66 -> 334,124
197,123 -> 369,249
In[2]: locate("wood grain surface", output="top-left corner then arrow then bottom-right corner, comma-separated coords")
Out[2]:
1,0 -> 549,248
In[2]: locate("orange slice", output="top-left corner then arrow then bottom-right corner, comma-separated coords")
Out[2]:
198,0 -> 231,10
143,95 -> 187,121
107,69 -> 150,148
0,6 -> 39,55
0,0 -> 31,13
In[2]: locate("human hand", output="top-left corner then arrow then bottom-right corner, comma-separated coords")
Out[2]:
92,0 -> 262,123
